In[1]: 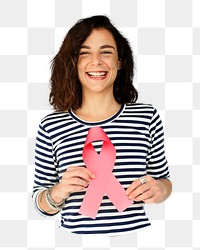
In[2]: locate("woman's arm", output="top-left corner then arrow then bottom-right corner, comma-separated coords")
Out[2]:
37,166 -> 95,214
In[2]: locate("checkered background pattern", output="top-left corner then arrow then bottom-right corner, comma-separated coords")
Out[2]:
0,0 -> 199,249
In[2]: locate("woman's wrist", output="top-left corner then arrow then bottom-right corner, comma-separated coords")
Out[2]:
38,189 -> 58,214
51,183 -> 70,203
157,179 -> 172,203
46,186 -> 65,211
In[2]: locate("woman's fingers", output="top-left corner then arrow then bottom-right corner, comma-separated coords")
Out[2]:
126,176 -> 162,202
66,166 -> 95,180
57,166 -> 96,197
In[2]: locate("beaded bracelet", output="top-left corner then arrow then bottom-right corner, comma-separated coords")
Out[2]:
46,186 -> 65,211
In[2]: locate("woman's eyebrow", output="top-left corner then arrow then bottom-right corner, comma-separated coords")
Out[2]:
80,45 -> 90,49
80,45 -> 115,50
100,45 -> 115,50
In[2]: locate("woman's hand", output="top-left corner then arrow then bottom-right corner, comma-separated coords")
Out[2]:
51,166 -> 95,203
125,175 -> 172,204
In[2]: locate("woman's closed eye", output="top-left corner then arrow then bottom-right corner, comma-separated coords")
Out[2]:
79,51 -> 90,55
101,50 -> 113,55
79,50 -> 113,56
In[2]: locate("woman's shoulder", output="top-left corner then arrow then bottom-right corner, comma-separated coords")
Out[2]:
125,102 -> 156,112
123,103 -> 162,125
40,110 -> 71,126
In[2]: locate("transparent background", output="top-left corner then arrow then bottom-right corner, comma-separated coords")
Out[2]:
0,0 -> 199,249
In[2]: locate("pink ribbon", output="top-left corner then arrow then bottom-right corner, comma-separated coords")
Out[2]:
79,127 -> 132,219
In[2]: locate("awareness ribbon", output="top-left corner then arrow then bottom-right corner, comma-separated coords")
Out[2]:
79,127 -> 132,219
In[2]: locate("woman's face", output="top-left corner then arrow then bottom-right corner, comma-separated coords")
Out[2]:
77,28 -> 121,96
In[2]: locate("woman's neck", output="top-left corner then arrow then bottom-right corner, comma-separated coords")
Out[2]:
74,94 -> 121,122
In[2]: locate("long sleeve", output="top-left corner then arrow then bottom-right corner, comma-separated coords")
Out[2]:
146,108 -> 170,180
32,122 -> 59,216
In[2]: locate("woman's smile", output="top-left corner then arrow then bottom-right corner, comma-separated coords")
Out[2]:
86,71 -> 108,79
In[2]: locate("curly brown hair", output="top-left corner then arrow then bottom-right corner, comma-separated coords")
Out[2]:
49,15 -> 138,111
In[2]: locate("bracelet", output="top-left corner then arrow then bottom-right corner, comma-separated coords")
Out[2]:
46,186 -> 65,211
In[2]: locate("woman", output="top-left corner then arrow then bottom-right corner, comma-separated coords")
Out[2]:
33,15 -> 172,236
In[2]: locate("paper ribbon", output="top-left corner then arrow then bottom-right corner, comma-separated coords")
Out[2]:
79,127 -> 132,219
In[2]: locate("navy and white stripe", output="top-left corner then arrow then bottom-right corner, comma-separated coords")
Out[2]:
33,103 -> 170,236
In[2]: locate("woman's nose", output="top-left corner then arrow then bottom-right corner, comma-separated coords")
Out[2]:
91,53 -> 102,65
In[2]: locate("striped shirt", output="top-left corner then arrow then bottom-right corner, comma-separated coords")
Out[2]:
33,103 -> 170,236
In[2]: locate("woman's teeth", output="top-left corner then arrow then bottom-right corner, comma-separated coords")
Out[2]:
87,71 -> 107,77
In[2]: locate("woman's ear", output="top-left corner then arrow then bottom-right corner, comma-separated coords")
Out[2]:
118,60 -> 122,70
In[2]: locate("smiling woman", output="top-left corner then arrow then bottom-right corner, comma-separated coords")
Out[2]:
49,15 -> 137,112
32,15 -> 172,236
